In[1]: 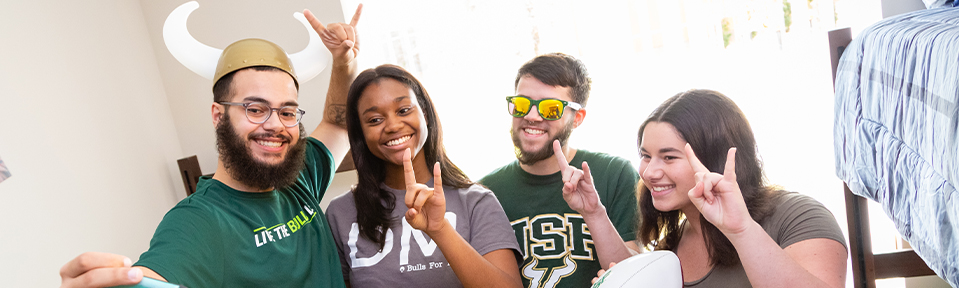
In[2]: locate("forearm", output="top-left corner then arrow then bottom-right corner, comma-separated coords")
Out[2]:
582,207 -> 636,269
427,221 -> 521,288
321,61 -> 356,129
727,222 -> 837,288
309,59 -> 356,164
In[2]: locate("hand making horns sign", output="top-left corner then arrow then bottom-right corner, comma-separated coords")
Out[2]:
403,148 -> 447,232
684,144 -> 752,236
304,4 -> 362,64
552,140 -> 605,215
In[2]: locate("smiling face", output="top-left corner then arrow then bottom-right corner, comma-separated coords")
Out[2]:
639,121 -> 697,212
217,68 -> 300,163
510,76 -> 581,164
213,68 -> 305,190
356,78 -> 429,166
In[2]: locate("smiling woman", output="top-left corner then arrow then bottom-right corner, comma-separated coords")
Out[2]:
323,64 -> 523,288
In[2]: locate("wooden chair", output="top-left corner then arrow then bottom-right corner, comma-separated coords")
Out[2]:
829,28 -> 937,288
176,152 -> 355,196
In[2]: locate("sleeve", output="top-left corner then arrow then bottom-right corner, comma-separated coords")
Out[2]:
603,158 -> 640,242
134,204 -> 221,287
466,187 -> 523,264
324,197 -> 353,280
772,194 -> 848,250
304,137 -> 336,199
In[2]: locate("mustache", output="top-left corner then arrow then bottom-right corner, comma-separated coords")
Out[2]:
248,132 -> 292,142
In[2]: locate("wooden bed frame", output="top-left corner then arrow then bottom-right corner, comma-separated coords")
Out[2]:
828,27 -> 937,288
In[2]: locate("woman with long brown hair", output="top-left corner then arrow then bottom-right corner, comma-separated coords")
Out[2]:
631,89 -> 847,287
583,89 -> 847,287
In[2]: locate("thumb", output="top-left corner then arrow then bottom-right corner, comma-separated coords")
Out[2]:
341,40 -> 355,49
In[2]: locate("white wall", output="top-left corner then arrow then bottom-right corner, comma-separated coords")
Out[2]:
881,0 -> 926,17
138,0 -> 346,175
0,1 -> 183,287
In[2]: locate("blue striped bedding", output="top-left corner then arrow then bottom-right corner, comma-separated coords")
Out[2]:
834,7 -> 959,286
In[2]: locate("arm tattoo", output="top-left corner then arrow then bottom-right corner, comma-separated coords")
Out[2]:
326,104 -> 348,127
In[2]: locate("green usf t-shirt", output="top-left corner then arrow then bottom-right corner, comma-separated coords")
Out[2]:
135,137 -> 346,288
479,150 -> 639,288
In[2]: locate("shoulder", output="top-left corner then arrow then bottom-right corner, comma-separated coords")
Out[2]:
301,136 -> 339,167
325,190 -> 356,215
576,150 -> 636,172
478,161 -> 519,185
448,183 -> 496,201
770,192 -> 830,214
761,191 -> 847,249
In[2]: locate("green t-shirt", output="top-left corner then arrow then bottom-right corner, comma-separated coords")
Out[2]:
479,150 -> 640,288
135,137 -> 346,288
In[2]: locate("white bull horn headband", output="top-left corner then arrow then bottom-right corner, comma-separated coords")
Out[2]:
162,1 -> 329,86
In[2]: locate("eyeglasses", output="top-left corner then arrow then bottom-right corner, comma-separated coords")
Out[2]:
506,96 -> 582,121
218,101 -> 306,127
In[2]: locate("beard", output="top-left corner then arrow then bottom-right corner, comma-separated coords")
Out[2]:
511,118 -> 574,165
215,113 -> 307,191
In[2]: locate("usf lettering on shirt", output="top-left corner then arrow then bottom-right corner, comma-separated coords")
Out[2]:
512,214 -> 596,287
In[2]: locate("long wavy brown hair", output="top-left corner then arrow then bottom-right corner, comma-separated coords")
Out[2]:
636,89 -> 779,267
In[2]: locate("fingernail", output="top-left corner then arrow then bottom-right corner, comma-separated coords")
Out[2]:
123,257 -> 132,267
128,268 -> 142,281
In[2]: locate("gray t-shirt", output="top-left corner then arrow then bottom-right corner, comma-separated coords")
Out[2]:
683,192 -> 847,287
326,181 -> 521,288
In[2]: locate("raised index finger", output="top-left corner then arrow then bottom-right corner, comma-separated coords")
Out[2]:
552,140 -> 570,170
302,9 -> 326,33
723,147 -> 737,180
433,162 -> 443,194
403,148 -> 417,190
349,4 -> 363,27
684,143 -> 709,173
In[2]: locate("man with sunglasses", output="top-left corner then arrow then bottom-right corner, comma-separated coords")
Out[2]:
58,6 -> 361,288
479,53 -> 640,288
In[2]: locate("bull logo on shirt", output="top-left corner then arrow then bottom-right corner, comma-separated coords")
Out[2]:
512,213 -> 593,288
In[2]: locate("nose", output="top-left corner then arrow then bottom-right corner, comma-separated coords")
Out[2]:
641,159 -> 664,181
523,104 -> 543,122
384,115 -> 404,133
260,109 -> 286,132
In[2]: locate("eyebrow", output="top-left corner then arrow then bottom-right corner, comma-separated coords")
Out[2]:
362,96 -> 411,114
639,147 -> 684,154
241,96 -> 298,107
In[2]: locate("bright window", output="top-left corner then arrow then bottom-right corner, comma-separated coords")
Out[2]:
339,1 -> 913,286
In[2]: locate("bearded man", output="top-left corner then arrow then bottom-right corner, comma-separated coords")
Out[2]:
58,6 -> 361,288
479,53 -> 641,288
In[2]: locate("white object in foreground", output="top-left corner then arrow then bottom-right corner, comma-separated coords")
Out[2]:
591,250 -> 682,288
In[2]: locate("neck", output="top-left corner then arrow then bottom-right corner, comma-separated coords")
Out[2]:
681,205 -> 703,235
213,160 -> 273,192
383,152 -> 433,190
519,146 -> 578,176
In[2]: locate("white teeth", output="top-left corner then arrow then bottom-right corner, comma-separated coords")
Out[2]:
652,185 -> 674,192
524,128 -> 545,135
257,140 -> 282,148
386,135 -> 412,147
